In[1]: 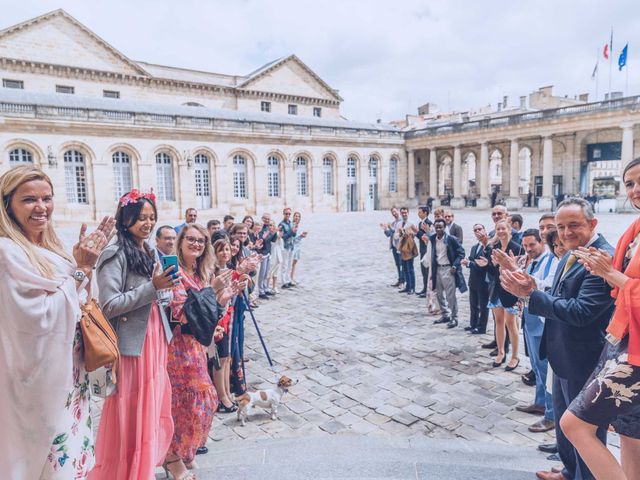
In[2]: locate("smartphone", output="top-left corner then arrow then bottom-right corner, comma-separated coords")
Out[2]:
161,255 -> 179,279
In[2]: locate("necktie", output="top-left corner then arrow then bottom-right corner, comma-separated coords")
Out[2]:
528,260 -> 538,274
561,254 -> 577,278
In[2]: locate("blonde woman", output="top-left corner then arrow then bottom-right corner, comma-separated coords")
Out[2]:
165,224 -> 224,479
0,166 -> 115,479
482,219 -> 523,370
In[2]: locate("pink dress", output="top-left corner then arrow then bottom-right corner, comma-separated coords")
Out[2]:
167,271 -> 218,463
88,304 -> 174,480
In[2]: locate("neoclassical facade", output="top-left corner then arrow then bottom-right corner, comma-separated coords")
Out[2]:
0,10 -> 405,221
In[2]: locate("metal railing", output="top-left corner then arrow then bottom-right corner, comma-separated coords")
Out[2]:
405,95 -> 640,139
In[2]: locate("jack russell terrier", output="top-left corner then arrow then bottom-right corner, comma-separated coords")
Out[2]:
236,375 -> 296,426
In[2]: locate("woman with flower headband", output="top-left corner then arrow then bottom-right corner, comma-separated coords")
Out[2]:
89,190 -> 181,480
0,166 -> 115,479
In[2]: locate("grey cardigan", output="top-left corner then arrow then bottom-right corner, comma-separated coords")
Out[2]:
96,243 -> 172,356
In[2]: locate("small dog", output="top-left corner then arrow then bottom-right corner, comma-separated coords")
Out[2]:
236,375 -> 296,426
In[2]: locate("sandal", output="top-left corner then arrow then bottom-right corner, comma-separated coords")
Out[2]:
217,402 -> 238,413
163,458 -> 197,480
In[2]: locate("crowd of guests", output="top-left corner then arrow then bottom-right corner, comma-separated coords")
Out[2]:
0,165 -> 308,480
382,162 -> 640,478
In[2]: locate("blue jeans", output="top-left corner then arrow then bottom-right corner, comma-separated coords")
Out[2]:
401,258 -> 415,291
523,311 -> 553,421
392,247 -> 404,283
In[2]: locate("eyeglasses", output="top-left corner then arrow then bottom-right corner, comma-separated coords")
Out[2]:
185,236 -> 206,246
473,227 -> 483,232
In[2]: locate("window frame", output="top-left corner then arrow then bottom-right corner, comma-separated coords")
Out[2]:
56,85 -> 75,94
233,155 -> 248,199
313,107 -> 322,117
288,104 -> 298,115
2,79 -> 24,89
389,157 -> 398,193
322,157 -> 334,195
63,150 -> 88,204
295,156 -> 308,196
155,152 -> 175,202
267,155 -> 280,197
112,151 -> 133,200
261,101 -> 271,113
103,90 -> 120,99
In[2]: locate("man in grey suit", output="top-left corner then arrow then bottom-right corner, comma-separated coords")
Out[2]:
444,210 -> 463,244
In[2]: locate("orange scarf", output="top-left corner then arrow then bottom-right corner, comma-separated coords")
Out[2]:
608,217 -> 640,366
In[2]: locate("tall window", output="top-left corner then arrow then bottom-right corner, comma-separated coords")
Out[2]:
267,156 -> 280,197
9,148 -> 33,166
112,151 -> 133,200
233,155 -> 248,198
295,157 -> 308,196
368,157 -> 378,179
389,157 -> 398,192
261,101 -> 271,113
194,153 -> 211,209
155,152 -> 174,201
347,156 -> 357,181
322,157 -> 334,195
313,107 -> 322,117
288,104 -> 298,115
64,150 -> 88,204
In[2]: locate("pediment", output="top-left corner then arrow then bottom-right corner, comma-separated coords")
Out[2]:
0,10 -> 147,76
240,56 -> 341,101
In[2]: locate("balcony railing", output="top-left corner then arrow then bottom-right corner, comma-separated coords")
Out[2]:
0,101 -> 403,141
405,95 -> 640,139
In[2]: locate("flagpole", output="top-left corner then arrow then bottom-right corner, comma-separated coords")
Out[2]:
595,47 -> 599,101
608,27 -> 613,100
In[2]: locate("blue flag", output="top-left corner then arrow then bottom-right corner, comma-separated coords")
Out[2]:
619,43 -> 628,70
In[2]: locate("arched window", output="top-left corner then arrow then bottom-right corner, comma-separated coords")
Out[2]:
194,153 -> 211,209
322,157 -> 334,195
9,148 -> 33,166
389,157 -> 398,193
267,156 -> 280,197
112,151 -> 133,200
233,155 -> 248,198
64,150 -> 88,204
295,156 -> 308,196
155,152 -> 174,201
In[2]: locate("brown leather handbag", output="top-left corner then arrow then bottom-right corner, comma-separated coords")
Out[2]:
80,298 -> 119,382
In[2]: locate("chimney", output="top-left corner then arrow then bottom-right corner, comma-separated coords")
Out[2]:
578,93 -> 589,102
376,118 -> 381,124
519,96 -> 526,108
497,102 -> 502,112
503,96 -> 508,108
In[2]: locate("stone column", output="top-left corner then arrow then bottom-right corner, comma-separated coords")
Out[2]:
407,150 -> 416,205
477,142 -> 490,208
429,148 -> 440,207
617,124 -> 635,211
506,139 -> 522,210
451,145 -> 465,209
538,136 -> 554,211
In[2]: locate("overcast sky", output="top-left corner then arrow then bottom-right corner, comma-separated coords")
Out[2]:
3,0 -> 639,122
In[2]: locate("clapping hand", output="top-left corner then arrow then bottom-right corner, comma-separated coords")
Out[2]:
474,257 -> 489,267
301,231 -> 308,238
491,249 -> 518,272
255,238 -> 264,249
500,269 -> 536,298
73,215 -> 116,270
461,258 -> 469,267
211,269 -> 233,292
574,247 -> 614,278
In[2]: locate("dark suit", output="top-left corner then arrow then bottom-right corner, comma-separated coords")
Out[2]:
448,222 -> 463,244
528,234 -> 615,480
467,242 -> 489,332
415,219 -> 432,293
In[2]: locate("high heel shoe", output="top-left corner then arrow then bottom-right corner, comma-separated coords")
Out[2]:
505,359 -> 520,372
217,402 -> 238,413
492,355 -> 506,368
163,458 -> 197,480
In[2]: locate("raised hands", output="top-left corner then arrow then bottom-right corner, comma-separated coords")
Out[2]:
237,253 -> 261,274
574,247 -> 614,278
491,249 -> 518,272
500,269 -> 536,298
73,215 -> 116,270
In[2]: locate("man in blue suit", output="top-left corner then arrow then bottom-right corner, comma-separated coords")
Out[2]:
501,198 -> 614,480
430,218 -> 467,328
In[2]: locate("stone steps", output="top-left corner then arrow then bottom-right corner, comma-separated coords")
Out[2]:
157,436 -> 553,479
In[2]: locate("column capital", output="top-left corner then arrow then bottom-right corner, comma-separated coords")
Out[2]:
621,122 -> 636,131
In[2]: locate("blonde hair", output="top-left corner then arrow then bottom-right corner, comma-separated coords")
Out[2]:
0,165 -> 71,278
176,224 -> 214,281
490,219 -> 512,250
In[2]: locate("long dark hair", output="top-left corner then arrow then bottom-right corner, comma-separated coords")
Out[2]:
114,197 -> 157,277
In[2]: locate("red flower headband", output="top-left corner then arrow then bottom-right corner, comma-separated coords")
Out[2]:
119,188 -> 156,207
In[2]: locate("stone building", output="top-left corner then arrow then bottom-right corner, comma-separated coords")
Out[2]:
0,9 -> 405,221
404,87 -> 640,211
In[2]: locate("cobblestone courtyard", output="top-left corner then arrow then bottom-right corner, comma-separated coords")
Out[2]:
62,208 -> 629,475
200,209 -> 628,449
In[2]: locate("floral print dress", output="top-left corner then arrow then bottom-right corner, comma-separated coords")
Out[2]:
40,325 -> 95,479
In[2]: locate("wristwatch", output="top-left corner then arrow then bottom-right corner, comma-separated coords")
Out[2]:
73,270 -> 87,282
